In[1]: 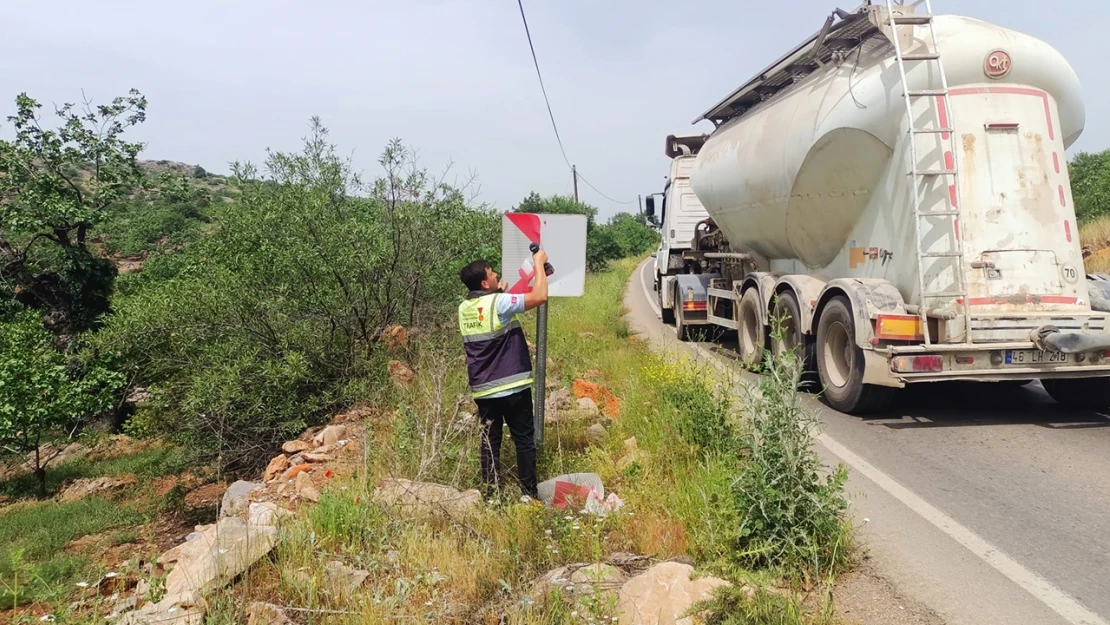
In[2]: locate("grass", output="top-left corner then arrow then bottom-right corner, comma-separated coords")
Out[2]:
1081,214 -> 1110,274
191,258 -> 848,624
0,445 -> 191,500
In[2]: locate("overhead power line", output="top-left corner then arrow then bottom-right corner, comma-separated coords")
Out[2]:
514,0 -> 636,207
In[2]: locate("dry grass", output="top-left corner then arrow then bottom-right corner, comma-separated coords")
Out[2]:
1081,215 -> 1110,274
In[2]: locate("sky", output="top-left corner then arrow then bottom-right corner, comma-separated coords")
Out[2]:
2,0 -> 1107,221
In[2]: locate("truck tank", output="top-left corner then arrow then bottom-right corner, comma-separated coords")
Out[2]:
691,10 -> 1086,314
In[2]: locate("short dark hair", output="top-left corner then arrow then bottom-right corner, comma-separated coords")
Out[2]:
460,260 -> 491,291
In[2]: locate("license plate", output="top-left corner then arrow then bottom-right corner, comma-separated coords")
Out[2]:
1004,350 -> 1069,365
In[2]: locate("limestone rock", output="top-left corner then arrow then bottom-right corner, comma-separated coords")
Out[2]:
546,388 -> 574,415
295,471 -> 320,502
220,480 -> 261,518
577,397 -> 600,417
325,560 -> 370,597
313,424 -> 347,447
281,464 -> 313,481
373,478 -> 481,519
248,501 -> 288,527
303,452 -> 333,463
57,475 -> 137,502
586,423 -> 608,446
530,563 -> 627,608
281,440 -> 312,454
618,562 -> 729,625
247,602 -> 294,625
263,454 -> 290,483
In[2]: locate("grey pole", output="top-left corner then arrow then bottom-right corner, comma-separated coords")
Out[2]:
534,302 -> 549,450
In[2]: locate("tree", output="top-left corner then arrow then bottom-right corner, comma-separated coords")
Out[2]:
0,90 -> 147,344
0,312 -> 122,495
606,211 -> 659,258
1070,150 -> 1110,223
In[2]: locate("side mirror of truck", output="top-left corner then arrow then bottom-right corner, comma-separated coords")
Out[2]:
645,196 -> 656,225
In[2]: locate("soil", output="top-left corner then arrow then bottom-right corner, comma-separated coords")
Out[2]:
832,564 -> 945,625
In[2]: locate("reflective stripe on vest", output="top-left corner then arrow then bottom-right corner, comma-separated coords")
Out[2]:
459,292 -> 533,398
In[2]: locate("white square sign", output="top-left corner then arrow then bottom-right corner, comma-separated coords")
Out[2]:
502,213 -> 587,297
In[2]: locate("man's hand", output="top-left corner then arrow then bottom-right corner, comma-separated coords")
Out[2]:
497,279 -> 509,293
533,248 -> 549,266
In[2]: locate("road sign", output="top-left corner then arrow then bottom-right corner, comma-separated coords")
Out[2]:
502,213 -> 587,298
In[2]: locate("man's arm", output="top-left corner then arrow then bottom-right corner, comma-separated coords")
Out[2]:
523,249 -> 549,311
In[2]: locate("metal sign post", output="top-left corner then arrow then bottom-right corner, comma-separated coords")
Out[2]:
501,213 -> 587,453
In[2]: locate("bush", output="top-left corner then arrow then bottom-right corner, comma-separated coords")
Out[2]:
1071,150 -> 1110,223
728,322 -> 850,577
93,123 -> 501,471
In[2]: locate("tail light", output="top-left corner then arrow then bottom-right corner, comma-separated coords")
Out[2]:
892,355 -> 944,373
683,301 -> 707,311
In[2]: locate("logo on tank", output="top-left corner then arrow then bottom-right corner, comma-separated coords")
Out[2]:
984,49 -> 1012,79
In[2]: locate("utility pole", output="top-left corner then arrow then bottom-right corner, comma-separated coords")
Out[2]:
638,194 -> 643,218
572,164 -> 579,202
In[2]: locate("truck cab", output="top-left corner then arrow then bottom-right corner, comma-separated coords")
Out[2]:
647,134 -> 711,324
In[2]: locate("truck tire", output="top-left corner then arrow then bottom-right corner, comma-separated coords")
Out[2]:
816,296 -> 894,413
737,288 -> 766,367
1041,377 -> 1110,409
772,290 -> 815,371
659,282 -> 675,325
674,292 -> 690,341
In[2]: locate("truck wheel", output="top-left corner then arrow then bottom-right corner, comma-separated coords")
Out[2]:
771,290 -> 814,371
737,288 -> 766,367
1041,377 -> 1110,409
816,296 -> 893,413
674,292 -> 690,341
659,282 -> 675,325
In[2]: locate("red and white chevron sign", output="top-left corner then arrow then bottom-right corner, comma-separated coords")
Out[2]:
501,213 -> 587,297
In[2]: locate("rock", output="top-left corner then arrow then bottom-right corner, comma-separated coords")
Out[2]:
303,452 -> 333,463
618,562 -> 729,625
248,501 -> 288,527
617,437 -> 649,472
220,480 -> 261,518
281,464 -> 313,481
312,444 -> 337,454
57,475 -> 137,502
313,425 -> 347,447
572,563 -> 628,587
389,360 -> 415,387
126,387 -> 152,405
586,423 -> 608,446
577,397 -> 600,417
281,440 -> 312,454
381,324 -> 409,349
530,563 -> 627,607
263,455 -> 290,483
324,560 -> 370,597
288,455 -> 305,466
546,388 -> 574,413
373,478 -> 481,519
295,471 -> 320,502
123,517 -> 277,625
247,602 -> 294,625
537,473 -> 604,509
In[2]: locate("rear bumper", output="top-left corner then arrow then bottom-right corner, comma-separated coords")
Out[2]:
870,341 -> 1110,385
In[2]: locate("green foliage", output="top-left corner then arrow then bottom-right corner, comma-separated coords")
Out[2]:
0,89 -> 146,340
1070,150 -> 1110,223
656,366 -> 735,455
0,312 -> 123,494
728,321 -> 850,577
93,123 -> 501,469
193,164 -> 207,179
606,211 -> 659,258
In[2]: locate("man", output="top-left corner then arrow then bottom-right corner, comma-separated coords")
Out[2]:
458,247 -> 548,501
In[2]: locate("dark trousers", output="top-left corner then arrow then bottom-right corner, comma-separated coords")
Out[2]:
475,388 -> 538,499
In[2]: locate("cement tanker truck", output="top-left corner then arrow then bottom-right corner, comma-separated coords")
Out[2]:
646,1 -> 1110,413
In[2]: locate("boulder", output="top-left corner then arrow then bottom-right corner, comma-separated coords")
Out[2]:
373,478 -> 481,519
577,397 -> 600,417
220,480 -> 261,518
122,517 -> 277,625
248,502 -> 288,527
247,602 -> 294,625
530,563 -> 627,608
303,452 -> 333,463
618,562 -> 729,625
281,440 -> 312,454
324,560 -> 370,597
313,425 -> 347,447
281,464 -> 313,481
57,475 -> 137,502
263,455 -> 290,483
546,388 -> 574,413
586,423 -> 608,446
295,471 -> 320,503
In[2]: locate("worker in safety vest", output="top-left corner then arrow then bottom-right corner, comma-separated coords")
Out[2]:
458,248 -> 548,501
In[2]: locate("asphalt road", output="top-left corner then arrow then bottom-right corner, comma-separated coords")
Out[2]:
626,259 -> 1110,625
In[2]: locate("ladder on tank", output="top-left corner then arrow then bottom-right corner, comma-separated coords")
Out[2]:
885,0 -> 972,345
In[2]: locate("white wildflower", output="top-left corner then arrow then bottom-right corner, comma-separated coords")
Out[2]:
76,581 -> 89,588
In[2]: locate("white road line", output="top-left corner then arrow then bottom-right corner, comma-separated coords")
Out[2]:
634,260 -> 1108,625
